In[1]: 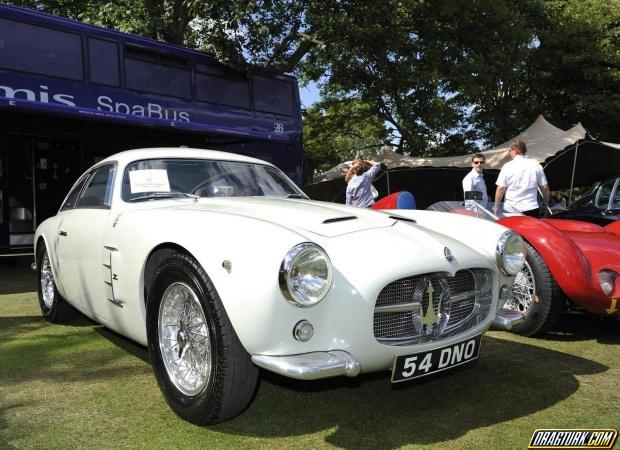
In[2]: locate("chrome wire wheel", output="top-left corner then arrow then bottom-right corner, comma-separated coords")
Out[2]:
507,261 -> 536,314
158,282 -> 212,396
40,251 -> 55,309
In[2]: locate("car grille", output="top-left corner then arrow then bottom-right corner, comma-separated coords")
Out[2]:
373,269 -> 494,345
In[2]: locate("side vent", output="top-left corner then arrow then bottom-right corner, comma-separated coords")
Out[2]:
323,216 -> 357,224
102,246 -> 123,308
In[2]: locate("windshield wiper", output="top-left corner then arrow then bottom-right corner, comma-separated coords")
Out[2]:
128,191 -> 199,202
286,194 -> 306,199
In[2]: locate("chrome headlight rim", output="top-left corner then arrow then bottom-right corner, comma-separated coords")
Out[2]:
496,231 -> 526,276
279,242 -> 333,308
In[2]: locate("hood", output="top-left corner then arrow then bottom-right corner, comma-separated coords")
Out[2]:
171,197 -> 399,237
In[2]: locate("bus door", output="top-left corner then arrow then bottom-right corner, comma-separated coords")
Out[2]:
6,134 -> 82,250
0,145 -> 7,250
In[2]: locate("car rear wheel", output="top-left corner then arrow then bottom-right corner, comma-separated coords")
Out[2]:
37,244 -> 76,323
146,252 -> 259,425
505,242 -> 563,336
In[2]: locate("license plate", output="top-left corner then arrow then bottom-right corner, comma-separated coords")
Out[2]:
391,335 -> 482,383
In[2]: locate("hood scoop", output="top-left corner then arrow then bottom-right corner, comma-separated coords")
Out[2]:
323,216 -> 357,224
388,215 -> 417,223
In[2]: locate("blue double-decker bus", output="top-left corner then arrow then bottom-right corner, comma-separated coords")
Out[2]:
0,4 -> 303,255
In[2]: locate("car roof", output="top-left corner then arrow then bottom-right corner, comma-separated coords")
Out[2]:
99,147 -> 276,168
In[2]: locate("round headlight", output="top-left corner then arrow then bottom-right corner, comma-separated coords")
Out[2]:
599,269 -> 616,296
496,231 -> 526,276
279,243 -> 332,307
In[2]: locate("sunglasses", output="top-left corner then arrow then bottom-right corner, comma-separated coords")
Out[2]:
473,161 -> 485,165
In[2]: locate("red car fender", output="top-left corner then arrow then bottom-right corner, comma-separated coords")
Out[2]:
604,221 -> 620,237
497,216 -> 592,302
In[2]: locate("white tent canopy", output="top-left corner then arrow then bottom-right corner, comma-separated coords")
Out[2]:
312,115 -> 587,183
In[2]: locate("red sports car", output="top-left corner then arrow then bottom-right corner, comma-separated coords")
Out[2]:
427,201 -> 620,336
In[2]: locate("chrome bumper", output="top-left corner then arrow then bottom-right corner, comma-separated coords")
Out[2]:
251,351 -> 361,380
492,308 -> 525,331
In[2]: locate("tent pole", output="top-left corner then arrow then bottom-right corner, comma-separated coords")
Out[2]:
568,140 -> 579,204
386,169 -> 391,195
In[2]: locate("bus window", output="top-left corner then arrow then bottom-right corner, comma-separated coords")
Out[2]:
195,70 -> 250,109
125,46 -> 191,99
89,38 -> 120,87
0,18 -> 83,80
253,76 -> 294,116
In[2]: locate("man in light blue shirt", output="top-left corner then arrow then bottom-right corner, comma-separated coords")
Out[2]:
345,159 -> 381,207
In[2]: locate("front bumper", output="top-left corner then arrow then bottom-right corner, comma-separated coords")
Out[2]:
491,308 -> 525,330
252,351 -> 361,380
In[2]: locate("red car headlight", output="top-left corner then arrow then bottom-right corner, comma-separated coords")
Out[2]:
598,270 -> 617,296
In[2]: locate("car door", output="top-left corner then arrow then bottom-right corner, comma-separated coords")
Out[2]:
53,173 -> 90,302
55,163 -> 116,318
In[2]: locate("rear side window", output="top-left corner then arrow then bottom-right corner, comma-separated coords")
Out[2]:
60,175 -> 90,211
76,164 -> 116,208
253,76 -> 294,116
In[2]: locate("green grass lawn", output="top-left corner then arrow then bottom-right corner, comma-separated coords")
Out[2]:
1,264 -> 618,449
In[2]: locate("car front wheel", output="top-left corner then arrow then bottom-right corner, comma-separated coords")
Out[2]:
146,252 -> 259,425
504,242 -> 564,336
37,243 -> 76,323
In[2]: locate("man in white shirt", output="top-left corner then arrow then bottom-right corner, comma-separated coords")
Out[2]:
345,159 -> 381,207
462,153 -> 488,208
494,139 -> 550,217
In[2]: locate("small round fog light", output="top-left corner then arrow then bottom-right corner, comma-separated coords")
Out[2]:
293,320 -> 314,342
500,284 -> 512,299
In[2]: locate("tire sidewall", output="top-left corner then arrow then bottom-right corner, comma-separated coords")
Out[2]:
510,242 -> 555,335
36,244 -> 57,319
146,254 -> 221,421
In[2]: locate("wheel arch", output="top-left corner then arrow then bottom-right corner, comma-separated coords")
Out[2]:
498,215 -> 590,300
142,242 -> 197,308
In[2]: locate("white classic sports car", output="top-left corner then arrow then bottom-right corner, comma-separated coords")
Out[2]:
34,148 -> 525,425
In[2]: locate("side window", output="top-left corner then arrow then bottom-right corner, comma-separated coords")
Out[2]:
612,179 -> 620,209
0,18 -> 83,80
60,175 -> 90,211
76,164 -> 116,208
594,179 -> 614,209
89,38 -> 120,87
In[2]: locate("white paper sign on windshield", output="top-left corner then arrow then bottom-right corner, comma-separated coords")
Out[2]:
129,170 -> 171,193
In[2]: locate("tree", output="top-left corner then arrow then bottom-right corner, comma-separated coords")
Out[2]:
303,99 -> 388,183
529,0 -> 620,142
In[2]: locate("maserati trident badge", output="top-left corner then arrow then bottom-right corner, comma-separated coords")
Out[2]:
420,279 -> 441,335
444,246 -> 454,262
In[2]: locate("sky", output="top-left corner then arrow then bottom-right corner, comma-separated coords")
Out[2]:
298,81 -> 321,108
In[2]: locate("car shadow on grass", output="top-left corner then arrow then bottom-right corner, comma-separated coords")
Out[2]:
0,314 -> 151,384
215,335 -> 608,449
536,313 -> 620,345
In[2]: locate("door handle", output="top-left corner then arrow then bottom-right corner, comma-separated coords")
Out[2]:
59,231 -> 68,237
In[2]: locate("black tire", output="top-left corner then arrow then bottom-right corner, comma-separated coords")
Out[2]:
36,243 -> 76,323
146,252 -> 259,425
509,242 -> 564,336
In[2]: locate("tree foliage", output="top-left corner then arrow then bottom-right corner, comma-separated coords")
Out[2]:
530,0 -> 620,142
302,99 -> 388,183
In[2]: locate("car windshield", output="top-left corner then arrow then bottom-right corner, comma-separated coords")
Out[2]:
121,158 -> 306,202
427,201 -> 524,221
